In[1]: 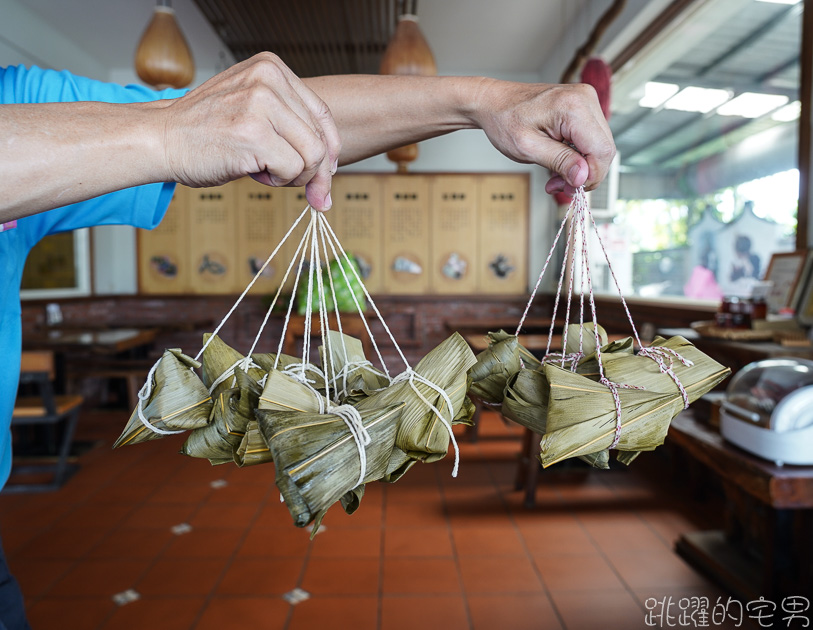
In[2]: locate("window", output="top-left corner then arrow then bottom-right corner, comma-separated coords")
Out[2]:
595,0 -> 802,303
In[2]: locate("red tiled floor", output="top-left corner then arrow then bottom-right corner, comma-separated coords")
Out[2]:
467,594 -> 563,630
100,596 -> 206,630
381,595 -> 469,630
457,555 -> 544,594
382,557 -> 461,594
216,557 -> 304,596
302,557 -> 381,595
26,597 -> 115,630
0,409 -> 749,629
49,559 -> 151,597
383,527 -> 453,557
287,596 -> 378,630
195,596 -> 290,630
534,552 -> 626,592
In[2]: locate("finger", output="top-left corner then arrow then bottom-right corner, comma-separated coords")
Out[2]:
275,62 -> 342,168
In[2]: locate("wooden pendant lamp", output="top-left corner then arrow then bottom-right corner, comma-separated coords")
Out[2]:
379,2 -> 437,173
135,0 -> 195,89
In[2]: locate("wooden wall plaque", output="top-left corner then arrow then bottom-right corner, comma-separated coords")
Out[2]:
381,175 -> 431,294
188,185 -> 238,294
235,178 -> 291,295
329,175 -> 384,294
138,185 -> 191,294
429,175 -> 479,294
477,175 -> 528,294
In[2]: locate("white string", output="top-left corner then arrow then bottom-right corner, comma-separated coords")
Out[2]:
206,357 -> 262,395
136,358 -> 185,436
392,369 -> 460,477
195,206 -> 311,362
332,404 -> 371,486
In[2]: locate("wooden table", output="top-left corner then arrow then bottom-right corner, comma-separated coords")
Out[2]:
24,328 -> 160,407
669,413 -> 813,599
24,328 -> 159,355
447,317 -> 555,337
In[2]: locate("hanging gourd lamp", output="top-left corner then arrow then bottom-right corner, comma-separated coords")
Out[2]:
379,13 -> 437,173
135,0 -> 195,89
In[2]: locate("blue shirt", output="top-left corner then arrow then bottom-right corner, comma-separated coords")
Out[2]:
0,66 -> 186,489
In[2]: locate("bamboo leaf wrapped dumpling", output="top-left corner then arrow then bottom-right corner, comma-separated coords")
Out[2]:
354,332 -> 476,468
319,330 -> 388,404
469,332 -> 521,404
114,348 -> 213,448
256,402 -> 405,527
181,367 -> 260,465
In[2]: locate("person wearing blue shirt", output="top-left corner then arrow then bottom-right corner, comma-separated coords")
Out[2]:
0,52 -> 615,629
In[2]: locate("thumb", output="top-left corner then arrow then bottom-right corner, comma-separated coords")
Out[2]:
547,143 -> 589,189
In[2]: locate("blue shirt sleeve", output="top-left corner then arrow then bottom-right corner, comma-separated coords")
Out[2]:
1,65 -> 187,244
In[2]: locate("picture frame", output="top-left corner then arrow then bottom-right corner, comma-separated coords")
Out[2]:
791,250 -> 813,325
764,250 -> 807,315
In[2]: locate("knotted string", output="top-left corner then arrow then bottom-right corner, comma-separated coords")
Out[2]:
136,360 -> 185,436
518,187 -> 692,449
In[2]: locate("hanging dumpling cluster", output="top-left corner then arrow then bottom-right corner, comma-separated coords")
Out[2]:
115,331 -> 475,530
468,323 -> 730,468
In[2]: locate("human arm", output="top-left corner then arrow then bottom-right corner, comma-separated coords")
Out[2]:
305,74 -> 615,195
1,53 -> 614,223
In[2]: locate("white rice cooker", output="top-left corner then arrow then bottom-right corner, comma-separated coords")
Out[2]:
720,358 -> 813,466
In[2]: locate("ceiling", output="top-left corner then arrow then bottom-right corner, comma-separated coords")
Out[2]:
20,0 -> 590,78
609,0 -> 802,177
15,0 -> 804,183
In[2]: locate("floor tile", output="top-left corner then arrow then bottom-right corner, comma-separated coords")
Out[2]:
519,515 -> 597,556
145,482 -> 214,505
161,527 -> 244,559
122,504 -> 197,530
9,559 -> 74,599
195,596 -> 290,630
15,526 -> 108,561
237,522 -> 312,558
549,588 -> 646,630
301,557 -> 380,595
309,527 -> 382,558
382,557 -> 461,595
137,558 -> 226,596
468,593 -> 563,630
457,555 -> 543,594
534,552 -> 625,591
26,596 -> 115,630
381,595 -> 469,630
383,527 -> 453,557
88,526 -> 174,560
49,559 -> 151,597
451,524 -> 526,556
287,595 -> 378,630
578,512 -> 668,553
605,549 -> 711,589
384,501 -> 447,529
101,596 -> 205,630
188,503 -> 260,529
217,558 -> 304,596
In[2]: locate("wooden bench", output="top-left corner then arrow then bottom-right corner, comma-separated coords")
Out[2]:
7,351 -> 83,492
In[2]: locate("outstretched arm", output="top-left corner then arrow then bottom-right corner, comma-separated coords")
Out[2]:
306,74 -> 615,195
1,53 -> 615,223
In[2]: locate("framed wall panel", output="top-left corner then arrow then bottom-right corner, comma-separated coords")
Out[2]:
188,185 -> 238,294
138,185 -> 191,294
477,175 -> 528,294
381,175 -> 431,294
429,175 -> 479,294
235,178 -> 291,295
330,175 -> 384,294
